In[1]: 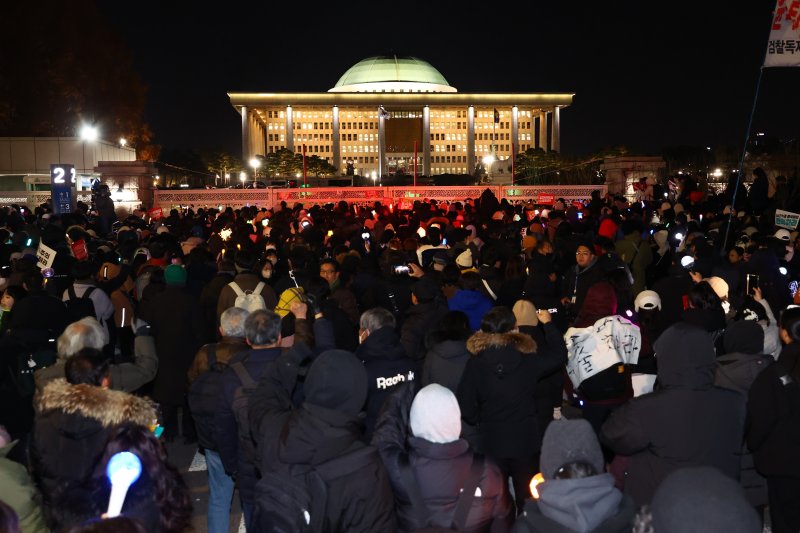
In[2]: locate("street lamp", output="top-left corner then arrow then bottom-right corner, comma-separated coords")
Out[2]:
119,138 -> 127,147
80,124 -> 99,179
239,171 -> 247,184
482,154 -> 495,182
249,158 -> 261,183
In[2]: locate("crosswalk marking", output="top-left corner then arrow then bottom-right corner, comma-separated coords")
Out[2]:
188,450 -> 207,472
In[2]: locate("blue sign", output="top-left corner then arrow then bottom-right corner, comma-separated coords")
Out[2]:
50,164 -> 76,215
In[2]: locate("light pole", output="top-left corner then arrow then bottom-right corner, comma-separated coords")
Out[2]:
249,157 -> 261,185
80,124 -> 98,178
482,154 -> 495,183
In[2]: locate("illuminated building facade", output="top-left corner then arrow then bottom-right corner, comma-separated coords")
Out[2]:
229,56 -> 573,179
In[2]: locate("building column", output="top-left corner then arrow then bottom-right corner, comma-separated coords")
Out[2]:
511,106 -> 519,159
538,111 -> 548,151
422,106 -> 431,177
551,106 -> 561,153
378,107 -> 386,178
331,106 -> 340,174
467,106 -> 475,174
286,106 -> 294,152
241,106 -> 250,161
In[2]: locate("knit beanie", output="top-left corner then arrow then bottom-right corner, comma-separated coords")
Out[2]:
512,299 -> 539,327
456,249 -> 473,269
410,384 -> 461,444
650,467 -> 761,533
539,419 -> 605,479
304,350 -> 368,416
164,264 -> 187,286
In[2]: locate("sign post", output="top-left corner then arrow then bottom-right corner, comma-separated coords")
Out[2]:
50,164 -> 76,215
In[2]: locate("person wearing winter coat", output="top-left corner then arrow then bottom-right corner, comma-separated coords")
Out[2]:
715,319 -> 773,509
457,306 -> 567,512
614,219 -> 652,296
600,322 -> 746,505
564,282 -> 639,435
513,419 -> 636,533
561,243 -> 605,318
421,311 -> 472,393
357,307 -> 419,441
30,349 -> 157,514
448,272 -> 494,332
746,306 -> 800,533
373,383 -> 513,532
248,346 -> 397,532
401,277 -> 449,360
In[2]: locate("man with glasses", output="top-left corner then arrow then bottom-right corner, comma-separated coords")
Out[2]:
561,243 -> 604,316
319,259 -> 359,325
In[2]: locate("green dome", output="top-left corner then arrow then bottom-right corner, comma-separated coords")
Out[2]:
329,56 -> 457,93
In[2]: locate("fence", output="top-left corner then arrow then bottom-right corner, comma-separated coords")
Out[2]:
152,184 -> 607,210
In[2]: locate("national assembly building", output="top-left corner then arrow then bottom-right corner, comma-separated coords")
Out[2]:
228,56 -> 573,180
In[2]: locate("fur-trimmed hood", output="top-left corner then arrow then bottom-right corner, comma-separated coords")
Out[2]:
466,331 -> 537,355
37,379 -> 156,428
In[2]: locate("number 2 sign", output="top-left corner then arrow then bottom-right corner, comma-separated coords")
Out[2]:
50,164 -> 76,215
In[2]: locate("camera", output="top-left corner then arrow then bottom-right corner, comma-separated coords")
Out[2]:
393,265 -> 410,275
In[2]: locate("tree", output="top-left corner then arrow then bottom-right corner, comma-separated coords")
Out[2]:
0,1 -> 157,158
305,155 -> 337,177
202,151 -> 242,179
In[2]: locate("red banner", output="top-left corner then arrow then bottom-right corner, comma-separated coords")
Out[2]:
148,207 -> 163,220
71,239 -> 89,261
537,193 -> 555,205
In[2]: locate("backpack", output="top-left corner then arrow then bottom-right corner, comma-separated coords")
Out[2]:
65,286 -> 97,323
253,444 -> 378,533
187,344 -> 225,450
229,281 -> 267,313
230,360 -> 259,465
400,452 -> 486,532
134,264 -> 163,303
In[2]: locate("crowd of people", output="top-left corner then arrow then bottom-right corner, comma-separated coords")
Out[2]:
0,173 -> 798,532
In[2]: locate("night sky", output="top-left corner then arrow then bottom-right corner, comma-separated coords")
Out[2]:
99,0 -> 799,157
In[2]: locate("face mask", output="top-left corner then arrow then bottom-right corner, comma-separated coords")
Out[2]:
722,300 -> 731,314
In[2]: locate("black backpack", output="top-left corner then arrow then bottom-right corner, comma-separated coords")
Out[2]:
65,285 -> 97,323
253,444 -> 378,533
187,344 -> 224,450
231,360 -> 258,465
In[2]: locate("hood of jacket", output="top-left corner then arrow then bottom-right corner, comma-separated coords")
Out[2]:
723,320 -> 764,355
357,326 -> 408,361
37,378 -> 156,428
279,403 -> 365,466
682,307 -> 726,333
574,281 -> 618,328
654,322 -> 717,389
449,289 -> 491,309
466,330 -> 536,355
428,339 -> 469,361
534,473 -> 623,533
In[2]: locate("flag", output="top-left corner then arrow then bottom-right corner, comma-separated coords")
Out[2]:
379,106 -> 390,119
764,0 -> 800,67
493,108 -> 500,123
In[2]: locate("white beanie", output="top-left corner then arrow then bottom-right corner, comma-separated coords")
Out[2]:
410,384 -> 461,444
456,249 -> 473,269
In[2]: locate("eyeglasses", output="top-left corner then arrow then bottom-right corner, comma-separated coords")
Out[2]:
576,251 -> 591,256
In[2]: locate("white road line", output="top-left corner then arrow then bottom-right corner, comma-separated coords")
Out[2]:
188,450 -> 207,472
